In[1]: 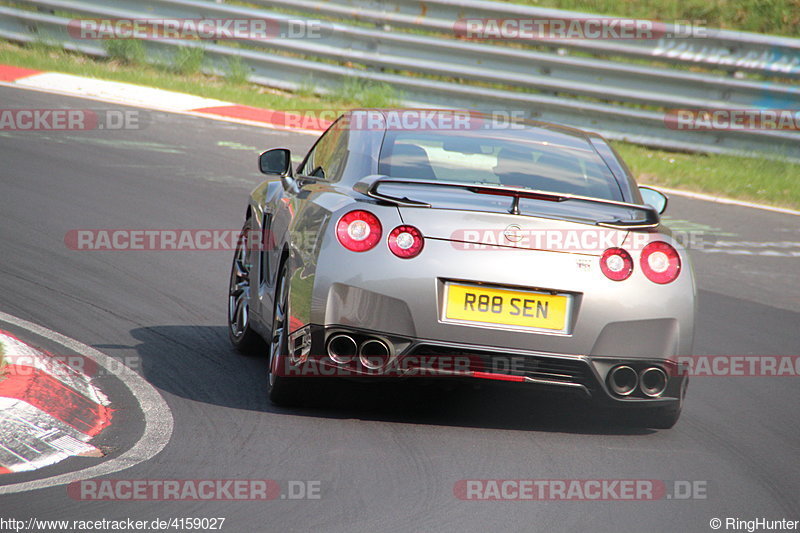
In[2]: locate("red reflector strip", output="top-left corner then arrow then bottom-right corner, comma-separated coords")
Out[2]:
0,466 -> 12,474
472,371 -> 526,383
0,365 -> 112,436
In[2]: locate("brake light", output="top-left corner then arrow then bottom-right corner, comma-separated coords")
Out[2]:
336,210 -> 382,252
640,241 -> 681,284
388,225 -> 424,258
600,248 -> 633,281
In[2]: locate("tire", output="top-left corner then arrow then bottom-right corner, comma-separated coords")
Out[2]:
267,259 -> 304,406
227,218 -> 265,354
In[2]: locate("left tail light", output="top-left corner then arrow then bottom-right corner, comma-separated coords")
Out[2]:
640,241 -> 681,284
336,210 -> 382,252
600,247 -> 633,281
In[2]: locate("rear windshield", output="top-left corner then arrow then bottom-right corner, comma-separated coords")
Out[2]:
378,129 -> 624,201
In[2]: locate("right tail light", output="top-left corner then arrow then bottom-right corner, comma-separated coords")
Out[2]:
640,241 -> 681,284
387,225 -> 424,258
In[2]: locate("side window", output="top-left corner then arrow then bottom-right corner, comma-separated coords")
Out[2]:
299,118 -> 349,181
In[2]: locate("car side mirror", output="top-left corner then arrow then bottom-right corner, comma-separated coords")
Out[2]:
639,186 -> 668,214
259,148 -> 292,176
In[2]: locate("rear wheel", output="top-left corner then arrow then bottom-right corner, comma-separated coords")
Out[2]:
267,260 -> 304,405
227,218 -> 264,354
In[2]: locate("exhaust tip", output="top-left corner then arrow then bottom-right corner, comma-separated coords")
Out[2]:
327,334 -> 357,364
358,339 -> 391,370
640,367 -> 668,398
608,365 -> 638,396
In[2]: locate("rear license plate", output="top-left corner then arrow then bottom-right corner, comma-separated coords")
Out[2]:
443,283 -> 570,333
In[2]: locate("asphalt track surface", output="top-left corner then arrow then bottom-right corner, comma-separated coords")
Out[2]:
1,85 -> 798,532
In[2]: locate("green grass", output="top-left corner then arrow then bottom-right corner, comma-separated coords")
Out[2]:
615,143 -> 800,209
0,41 -> 397,110
295,77 -> 320,99
325,77 -> 400,108
170,46 -> 205,75
501,0 -> 800,38
225,56 -> 250,85
104,39 -> 146,65
1,39 -> 798,209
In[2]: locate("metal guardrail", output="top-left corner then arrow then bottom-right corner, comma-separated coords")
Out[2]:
32,0 -> 800,111
2,0 -> 799,159
255,0 -> 800,78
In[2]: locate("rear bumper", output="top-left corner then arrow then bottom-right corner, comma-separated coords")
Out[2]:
306,237 -> 695,360
284,324 -> 687,408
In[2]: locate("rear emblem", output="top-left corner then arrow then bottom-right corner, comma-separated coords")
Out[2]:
576,258 -> 592,272
504,224 -> 523,242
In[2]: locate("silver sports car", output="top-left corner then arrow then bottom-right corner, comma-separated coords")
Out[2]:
227,110 -> 694,428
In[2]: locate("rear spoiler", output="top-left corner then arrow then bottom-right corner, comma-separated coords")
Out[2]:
353,175 -> 660,230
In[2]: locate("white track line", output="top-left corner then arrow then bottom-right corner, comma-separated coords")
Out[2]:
0,311 -> 174,495
16,72 -> 231,111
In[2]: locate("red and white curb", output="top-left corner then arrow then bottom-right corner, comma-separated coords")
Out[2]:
0,64 -> 329,135
0,331 -> 112,474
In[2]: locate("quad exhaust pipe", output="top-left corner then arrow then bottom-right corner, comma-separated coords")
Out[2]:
607,365 -> 668,397
358,339 -> 391,370
327,334 -> 357,364
639,367 -> 668,398
608,365 -> 638,396
327,334 -> 392,370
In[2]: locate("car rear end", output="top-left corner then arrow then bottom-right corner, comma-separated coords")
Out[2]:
284,114 -> 693,425
286,196 -> 692,413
